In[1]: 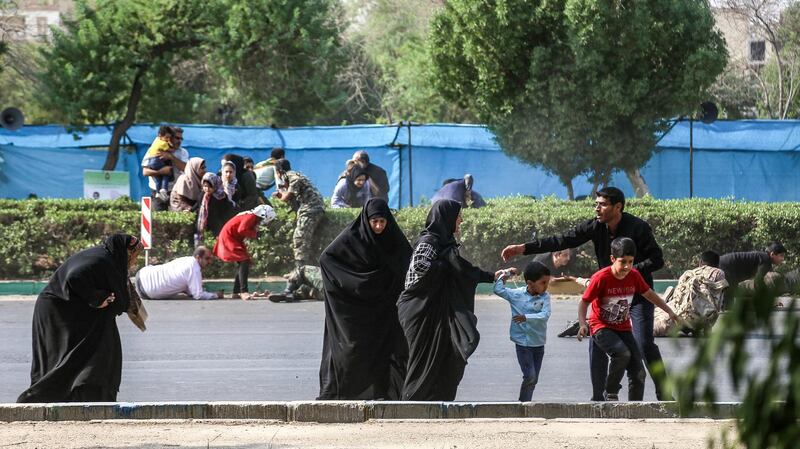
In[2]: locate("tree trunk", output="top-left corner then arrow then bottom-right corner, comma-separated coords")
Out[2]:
563,178 -> 574,200
625,167 -> 650,198
102,68 -> 146,171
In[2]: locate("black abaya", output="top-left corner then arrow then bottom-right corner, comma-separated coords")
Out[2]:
397,199 -> 494,401
318,199 -> 412,400
17,234 -> 137,403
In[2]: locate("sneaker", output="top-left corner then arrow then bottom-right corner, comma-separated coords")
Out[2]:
157,189 -> 169,202
603,392 -> 619,401
558,320 -> 580,338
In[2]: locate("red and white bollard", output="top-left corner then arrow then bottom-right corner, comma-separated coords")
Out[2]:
141,196 -> 152,265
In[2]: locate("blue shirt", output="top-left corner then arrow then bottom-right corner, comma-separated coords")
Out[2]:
493,274 -> 551,347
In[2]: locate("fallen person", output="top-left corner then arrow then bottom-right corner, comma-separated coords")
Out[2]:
268,265 -> 324,302
134,246 -> 224,300
653,251 -> 728,337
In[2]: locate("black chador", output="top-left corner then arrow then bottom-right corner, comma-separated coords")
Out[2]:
18,234 -> 138,403
397,199 -> 494,401
318,199 -> 412,399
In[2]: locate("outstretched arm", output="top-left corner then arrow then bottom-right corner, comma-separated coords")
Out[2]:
501,221 -> 593,262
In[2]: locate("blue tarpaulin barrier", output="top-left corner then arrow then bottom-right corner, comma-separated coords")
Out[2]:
1,120 -> 800,205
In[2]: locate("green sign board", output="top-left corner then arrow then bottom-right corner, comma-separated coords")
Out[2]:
83,170 -> 130,200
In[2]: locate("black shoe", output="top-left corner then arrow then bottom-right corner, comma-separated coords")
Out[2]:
558,320 -> 580,337
267,294 -> 287,303
463,173 -> 473,191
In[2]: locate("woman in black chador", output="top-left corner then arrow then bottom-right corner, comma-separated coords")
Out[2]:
17,233 -> 143,403
398,199 -> 499,401
318,198 -> 412,399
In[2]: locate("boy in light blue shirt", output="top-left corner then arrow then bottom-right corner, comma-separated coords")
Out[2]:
494,261 -> 552,401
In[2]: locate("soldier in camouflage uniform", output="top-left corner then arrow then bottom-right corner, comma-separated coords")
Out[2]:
271,159 -> 325,301
654,251 -> 728,337
268,265 -> 324,302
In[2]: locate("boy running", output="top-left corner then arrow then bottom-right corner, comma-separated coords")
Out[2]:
494,261 -> 552,401
577,237 -> 680,401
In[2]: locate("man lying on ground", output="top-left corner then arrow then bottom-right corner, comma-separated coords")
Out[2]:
134,246 -> 223,300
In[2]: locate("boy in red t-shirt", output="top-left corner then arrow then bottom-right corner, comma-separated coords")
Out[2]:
577,237 -> 680,401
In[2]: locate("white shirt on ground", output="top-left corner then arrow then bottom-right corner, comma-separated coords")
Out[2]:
141,147 -> 190,191
137,256 -> 217,300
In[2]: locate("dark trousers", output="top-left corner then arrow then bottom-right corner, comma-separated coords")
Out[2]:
592,328 -> 645,399
233,261 -> 250,293
515,344 -> 544,402
589,296 -> 669,400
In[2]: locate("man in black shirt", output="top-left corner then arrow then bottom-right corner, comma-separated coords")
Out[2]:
719,242 -> 786,309
502,187 -> 668,400
533,249 -> 575,277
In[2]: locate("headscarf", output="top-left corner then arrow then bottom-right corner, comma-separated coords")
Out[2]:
220,160 -> 238,203
345,165 -> 370,208
222,153 -> 246,182
251,204 -> 277,227
198,173 -> 227,232
172,158 -> 205,202
203,172 -> 227,200
321,198 -> 411,284
101,233 -> 141,314
419,199 -> 462,252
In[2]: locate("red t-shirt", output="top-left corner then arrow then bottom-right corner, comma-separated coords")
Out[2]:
581,266 -> 651,334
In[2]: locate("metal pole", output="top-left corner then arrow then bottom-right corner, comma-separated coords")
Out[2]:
145,249 -> 149,266
408,121 -> 414,207
689,118 -> 694,199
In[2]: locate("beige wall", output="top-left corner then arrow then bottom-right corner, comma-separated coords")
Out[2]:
1,0 -> 73,41
713,7 -> 773,66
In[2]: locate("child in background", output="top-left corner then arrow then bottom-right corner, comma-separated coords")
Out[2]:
220,160 -> 238,204
144,125 -> 177,201
494,261 -> 552,401
577,237 -> 681,401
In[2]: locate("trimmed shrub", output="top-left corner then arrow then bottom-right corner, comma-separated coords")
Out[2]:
1,197 -> 798,280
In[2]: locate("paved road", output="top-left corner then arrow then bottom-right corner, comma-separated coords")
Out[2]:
0,295 -> 776,403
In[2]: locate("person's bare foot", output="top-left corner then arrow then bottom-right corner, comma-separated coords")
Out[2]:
251,291 -> 271,298
240,292 -> 254,301
231,293 -> 241,300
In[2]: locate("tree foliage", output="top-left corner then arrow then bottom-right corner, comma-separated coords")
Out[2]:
340,0 -> 476,123
210,0 -> 350,125
429,0 -> 727,198
36,0 -> 360,169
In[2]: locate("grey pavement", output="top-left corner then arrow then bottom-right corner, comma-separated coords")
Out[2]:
0,295 -> 777,403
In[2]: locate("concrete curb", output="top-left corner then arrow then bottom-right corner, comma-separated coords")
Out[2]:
0,401 -> 738,422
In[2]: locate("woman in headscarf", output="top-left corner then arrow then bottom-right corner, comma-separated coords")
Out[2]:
197,172 -> 237,239
213,204 -> 276,300
220,161 -> 238,205
222,153 -> 262,211
169,157 -> 207,212
331,161 -> 371,209
17,233 -> 144,403
397,199 -> 500,401
318,198 -> 412,400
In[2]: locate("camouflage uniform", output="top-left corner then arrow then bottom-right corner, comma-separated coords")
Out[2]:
653,265 -> 728,337
285,265 -> 324,300
280,170 -> 325,266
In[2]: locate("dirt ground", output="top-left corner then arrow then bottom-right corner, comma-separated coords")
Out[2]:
0,418 -> 740,449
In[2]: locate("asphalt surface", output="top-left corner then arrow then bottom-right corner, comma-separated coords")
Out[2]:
0,294 -> 778,403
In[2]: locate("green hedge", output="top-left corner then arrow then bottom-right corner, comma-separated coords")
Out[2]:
1,197 -> 798,280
